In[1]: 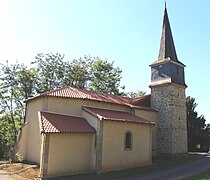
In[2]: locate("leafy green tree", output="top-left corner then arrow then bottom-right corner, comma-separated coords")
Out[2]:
187,96 -> 210,152
0,114 -> 17,159
0,62 -> 20,140
32,54 -> 124,95
63,55 -> 92,89
17,65 -> 37,99
32,53 -> 66,93
125,90 -> 146,98
0,62 -> 20,158
0,62 -> 37,158
88,58 -> 123,95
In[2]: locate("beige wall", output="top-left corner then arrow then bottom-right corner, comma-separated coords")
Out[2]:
135,109 -> 157,123
85,100 -> 128,112
101,120 -> 152,172
15,122 -> 29,160
47,97 -> 85,116
22,96 -> 131,164
46,97 -> 128,116
26,98 -> 43,163
83,107 -> 155,172
19,94 -> 157,171
46,133 -> 95,176
135,109 -> 158,156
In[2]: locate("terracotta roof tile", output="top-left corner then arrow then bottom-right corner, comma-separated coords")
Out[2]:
131,95 -> 151,105
27,87 -> 155,111
38,111 -> 95,133
82,106 -> 155,125
42,87 -> 132,104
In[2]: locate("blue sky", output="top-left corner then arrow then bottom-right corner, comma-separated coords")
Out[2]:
0,0 -> 209,123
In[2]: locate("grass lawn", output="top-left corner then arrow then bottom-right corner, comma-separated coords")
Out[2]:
46,154 -> 198,180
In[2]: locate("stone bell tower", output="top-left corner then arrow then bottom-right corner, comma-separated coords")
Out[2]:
150,4 -> 188,155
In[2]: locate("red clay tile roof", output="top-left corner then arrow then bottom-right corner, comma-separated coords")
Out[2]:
82,106 -> 155,125
41,87 -> 132,105
27,87 -> 155,111
131,95 -> 151,105
38,111 -> 95,133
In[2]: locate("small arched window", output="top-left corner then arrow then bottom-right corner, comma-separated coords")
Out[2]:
125,132 -> 132,150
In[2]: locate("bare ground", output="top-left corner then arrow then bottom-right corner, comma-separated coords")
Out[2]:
0,162 -> 40,180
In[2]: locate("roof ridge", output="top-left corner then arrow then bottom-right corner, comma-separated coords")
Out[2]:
26,87 -> 155,110
41,86 -> 68,95
79,87 -> 133,100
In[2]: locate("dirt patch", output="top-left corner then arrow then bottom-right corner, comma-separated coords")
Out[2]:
0,162 -> 40,179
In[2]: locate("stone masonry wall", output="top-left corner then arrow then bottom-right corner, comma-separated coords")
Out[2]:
151,83 -> 188,154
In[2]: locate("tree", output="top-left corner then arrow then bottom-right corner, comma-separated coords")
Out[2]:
0,114 -> 17,159
32,53 -> 66,93
0,62 -> 20,142
17,65 -> 37,99
125,90 -> 146,98
0,62 -> 37,159
88,58 -> 123,95
32,54 -> 124,95
187,96 -> 210,152
0,62 -> 21,158
63,56 -> 92,89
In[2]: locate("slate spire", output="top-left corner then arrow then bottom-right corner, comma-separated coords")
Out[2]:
158,3 -> 178,61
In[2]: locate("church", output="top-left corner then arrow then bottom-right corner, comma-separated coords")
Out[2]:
14,5 -> 188,179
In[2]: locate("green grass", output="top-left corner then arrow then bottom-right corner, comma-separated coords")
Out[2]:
46,154 -> 198,180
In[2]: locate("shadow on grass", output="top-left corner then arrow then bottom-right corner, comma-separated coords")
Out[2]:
46,154 -> 198,180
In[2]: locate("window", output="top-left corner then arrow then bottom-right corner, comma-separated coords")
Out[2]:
125,132 -> 132,150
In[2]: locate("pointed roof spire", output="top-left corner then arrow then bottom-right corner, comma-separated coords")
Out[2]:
158,3 -> 178,61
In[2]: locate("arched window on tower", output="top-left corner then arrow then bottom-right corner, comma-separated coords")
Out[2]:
125,131 -> 132,150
